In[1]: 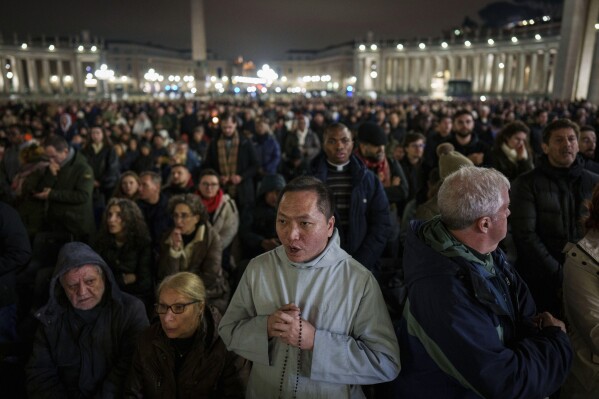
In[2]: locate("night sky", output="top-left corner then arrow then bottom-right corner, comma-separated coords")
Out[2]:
6,0 -> 504,63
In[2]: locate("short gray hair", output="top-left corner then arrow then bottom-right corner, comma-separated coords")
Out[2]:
438,166 -> 510,230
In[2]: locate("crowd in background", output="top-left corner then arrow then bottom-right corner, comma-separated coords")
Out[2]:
1,95 -> 599,397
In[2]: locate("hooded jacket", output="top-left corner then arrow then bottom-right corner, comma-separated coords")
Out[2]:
26,242 -> 149,398
394,219 -> 572,399
126,306 -> 249,398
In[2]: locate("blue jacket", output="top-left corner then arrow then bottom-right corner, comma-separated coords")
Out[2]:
393,220 -> 572,399
309,153 -> 390,271
252,134 -> 281,175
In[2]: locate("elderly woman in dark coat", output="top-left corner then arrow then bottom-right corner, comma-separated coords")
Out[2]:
158,194 -> 229,313
125,272 -> 248,398
93,197 -> 153,307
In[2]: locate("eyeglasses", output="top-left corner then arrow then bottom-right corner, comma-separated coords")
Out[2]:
173,212 -> 193,220
201,182 -> 219,188
154,300 -> 200,314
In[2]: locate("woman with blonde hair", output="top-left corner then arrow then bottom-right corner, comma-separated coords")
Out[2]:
126,272 -> 248,398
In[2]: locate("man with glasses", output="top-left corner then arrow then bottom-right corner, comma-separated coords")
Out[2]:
309,123 -> 391,273
27,242 -> 148,397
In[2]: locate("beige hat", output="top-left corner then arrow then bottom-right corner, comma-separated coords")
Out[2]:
437,143 -> 474,179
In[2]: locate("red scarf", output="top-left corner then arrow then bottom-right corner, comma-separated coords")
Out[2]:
355,150 -> 391,187
201,188 -> 224,214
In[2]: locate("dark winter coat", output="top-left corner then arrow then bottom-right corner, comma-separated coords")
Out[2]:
203,133 -> 259,208
310,153 -> 391,272
26,242 -> 149,398
0,201 -> 31,307
510,155 -> 599,314
34,149 -> 95,242
393,220 -> 572,399
125,306 -> 248,399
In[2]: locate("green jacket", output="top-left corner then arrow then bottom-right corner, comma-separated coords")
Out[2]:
37,150 -> 95,241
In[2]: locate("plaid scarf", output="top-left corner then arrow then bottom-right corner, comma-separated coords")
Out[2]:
217,131 -> 240,197
355,149 -> 392,187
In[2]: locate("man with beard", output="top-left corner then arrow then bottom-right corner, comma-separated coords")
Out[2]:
448,110 -> 491,167
511,119 -> 599,317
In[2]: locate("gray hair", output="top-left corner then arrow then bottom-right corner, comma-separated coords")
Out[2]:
438,166 -> 510,230
59,264 -> 104,287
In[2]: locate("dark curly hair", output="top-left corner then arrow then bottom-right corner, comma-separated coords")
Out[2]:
95,197 -> 150,248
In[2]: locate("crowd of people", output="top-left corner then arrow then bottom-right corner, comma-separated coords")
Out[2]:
0,95 -> 598,397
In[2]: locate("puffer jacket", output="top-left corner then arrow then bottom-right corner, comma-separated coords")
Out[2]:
125,306 -> 249,399
510,155 -> 599,313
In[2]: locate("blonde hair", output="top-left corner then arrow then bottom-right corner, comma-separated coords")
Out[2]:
157,272 -> 206,304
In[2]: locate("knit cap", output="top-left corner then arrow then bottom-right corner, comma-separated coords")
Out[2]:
437,143 -> 473,179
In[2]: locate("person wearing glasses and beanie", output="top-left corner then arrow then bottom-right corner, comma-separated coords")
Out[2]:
157,194 -> 229,314
126,272 -> 248,398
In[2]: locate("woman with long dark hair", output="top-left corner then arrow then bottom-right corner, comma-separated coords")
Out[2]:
94,197 -> 153,307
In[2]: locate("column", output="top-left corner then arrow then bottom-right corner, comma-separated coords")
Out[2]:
9,56 -> 22,93
587,28 -> 599,103
402,57 -> 409,92
504,53 -> 514,94
71,59 -> 83,94
391,58 -> 398,92
472,55 -> 484,93
491,54 -> 501,93
0,67 -> 5,93
56,59 -> 65,94
422,56 -> 432,93
41,59 -> 51,93
448,55 -> 456,80
190,0 -> 207,61
26,59 -> 38,93
553,0 -> 599,99
516,53 -> 526,93
529,53 -> 538,93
